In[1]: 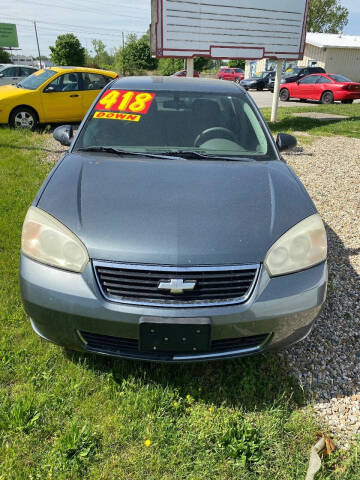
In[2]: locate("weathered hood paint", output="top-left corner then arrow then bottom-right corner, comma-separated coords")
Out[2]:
37,153 -> 316,265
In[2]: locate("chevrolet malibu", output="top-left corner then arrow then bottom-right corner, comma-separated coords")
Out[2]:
20,76 -> 328,362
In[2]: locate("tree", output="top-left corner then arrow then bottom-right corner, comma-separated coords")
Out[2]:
49,34 -> 85,66
228,59 -> 245,69
116,33 -> 157,75
158,58 -> 184,75
91,39 -> 114,69
307,0 -> 349,33
0,48 -> 11,63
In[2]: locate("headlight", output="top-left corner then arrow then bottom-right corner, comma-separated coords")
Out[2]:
21,206 -> 89,272
264,214 -> 327,277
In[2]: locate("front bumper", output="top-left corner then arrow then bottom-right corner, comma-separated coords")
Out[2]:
20,254 -> 327,362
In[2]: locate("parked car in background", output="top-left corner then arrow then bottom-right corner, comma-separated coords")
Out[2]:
171,70 -> 200,78
0,66 -> 118,129
0,64 -> 38,86
280,73 -> 360,104
281,66 -> 326,84
20,76 -> 327,362
217,68 -> 244,83
240,71 -> 275,91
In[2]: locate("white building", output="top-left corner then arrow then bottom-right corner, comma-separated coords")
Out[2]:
245,32 -> 360,81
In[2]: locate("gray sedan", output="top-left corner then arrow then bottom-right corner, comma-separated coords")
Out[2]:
20,76 -> 327,362
0,64 -> 38,86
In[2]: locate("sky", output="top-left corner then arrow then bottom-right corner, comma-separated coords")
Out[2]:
2,0 -> 360,58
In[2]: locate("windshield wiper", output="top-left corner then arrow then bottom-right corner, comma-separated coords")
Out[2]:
154,150 -> 256,161
77,147 -> 257,162
76,146 -> 183,160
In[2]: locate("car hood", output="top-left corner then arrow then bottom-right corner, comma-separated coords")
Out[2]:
241,78 -> 259,83
0,84 -> 32,101
37,153 -> 316,265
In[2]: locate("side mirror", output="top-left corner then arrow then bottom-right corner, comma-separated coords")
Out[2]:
53,125 -> 73,146
44,85 -> 55,93
276,133 -> 297,152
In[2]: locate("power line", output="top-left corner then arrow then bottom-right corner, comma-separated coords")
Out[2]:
1,16 -> 148,35
16,0 -> 149,21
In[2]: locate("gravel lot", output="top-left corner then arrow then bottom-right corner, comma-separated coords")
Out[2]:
282,135 -> 360,447
45,133 -> 360,446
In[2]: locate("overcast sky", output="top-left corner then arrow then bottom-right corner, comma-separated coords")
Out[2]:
2,0 -> 360,57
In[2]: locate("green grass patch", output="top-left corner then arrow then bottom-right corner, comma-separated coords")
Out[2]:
0,128 -> 359,478
262,104 -> 360,139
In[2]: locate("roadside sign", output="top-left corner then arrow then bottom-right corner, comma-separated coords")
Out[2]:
0,23 -> 19,48
151,0 -> 309,60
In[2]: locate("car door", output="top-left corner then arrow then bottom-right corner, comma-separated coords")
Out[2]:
297,75 -> 319,99
41,72 -> 84,122
80,73 -> 114,116
222,69 -> 233,81
0,66 -> 21,86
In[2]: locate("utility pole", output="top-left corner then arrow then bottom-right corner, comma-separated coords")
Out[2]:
270,60 -> 282,122
34,21 -> 42,69
122,31 -> 125,76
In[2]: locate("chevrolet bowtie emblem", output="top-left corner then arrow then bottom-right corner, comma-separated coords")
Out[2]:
158,278 -> 196,294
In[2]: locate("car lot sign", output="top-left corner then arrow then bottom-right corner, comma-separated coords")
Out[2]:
151,0 -> 309,60
0,23 -> 19,48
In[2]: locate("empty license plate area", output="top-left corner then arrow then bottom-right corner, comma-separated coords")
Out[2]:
139,317 -> 211,353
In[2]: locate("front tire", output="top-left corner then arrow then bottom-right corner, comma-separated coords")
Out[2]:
9,107 -> 38,130
280,88 -> 290,101
321,91 -> 334,104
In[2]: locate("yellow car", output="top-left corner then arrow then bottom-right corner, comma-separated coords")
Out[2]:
0,66 -> 118,130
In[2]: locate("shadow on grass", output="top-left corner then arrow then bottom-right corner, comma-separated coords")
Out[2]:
65,348 -> 302,411
268,116 -> 360,134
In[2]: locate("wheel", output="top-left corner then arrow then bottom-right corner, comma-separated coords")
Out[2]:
9,107 -> 38,130
279,88 -> 290,101
321,91 -> 334,104
256,85 -> 264,91
341,99 -> 353,104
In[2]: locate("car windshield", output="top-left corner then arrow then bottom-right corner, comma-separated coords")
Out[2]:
74,90 -> 277,160
233,68 -> 243,73
328,74 -> 352,83
285,68 -> 301,76
18,69 -> 57,90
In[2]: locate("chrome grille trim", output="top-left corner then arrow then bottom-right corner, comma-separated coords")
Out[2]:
93,261 -> 260,307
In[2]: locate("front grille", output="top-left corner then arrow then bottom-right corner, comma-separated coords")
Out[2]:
93,262 -> 259,307
79,331 -> 269,357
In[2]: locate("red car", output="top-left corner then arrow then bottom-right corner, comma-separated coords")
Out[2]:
171,70 -> 200,78
217,68 -> 244,83
279,73 -> 360,104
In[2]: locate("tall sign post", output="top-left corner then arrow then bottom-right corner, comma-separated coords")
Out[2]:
150,0 -> 309,120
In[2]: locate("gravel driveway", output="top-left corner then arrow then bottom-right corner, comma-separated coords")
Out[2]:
282,135 -> 360,447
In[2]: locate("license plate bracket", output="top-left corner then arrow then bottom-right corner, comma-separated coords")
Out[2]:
139,317 -> 211,353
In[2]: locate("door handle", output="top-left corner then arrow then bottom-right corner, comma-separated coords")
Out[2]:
70,94 -> 79,97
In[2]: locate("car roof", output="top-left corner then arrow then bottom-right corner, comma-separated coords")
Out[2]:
0,64 -> 37,68
110,75 -> 246,94
48,66 -> 118,77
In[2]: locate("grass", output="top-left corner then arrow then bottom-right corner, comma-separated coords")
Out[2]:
0,125 -> 359,479
262,103 -> 360,139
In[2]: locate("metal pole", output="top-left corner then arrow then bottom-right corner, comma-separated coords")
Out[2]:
186,58 -> 194,78
270,60 -> 282,122
34,21 -> 42,69
122,31 -> 125,76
